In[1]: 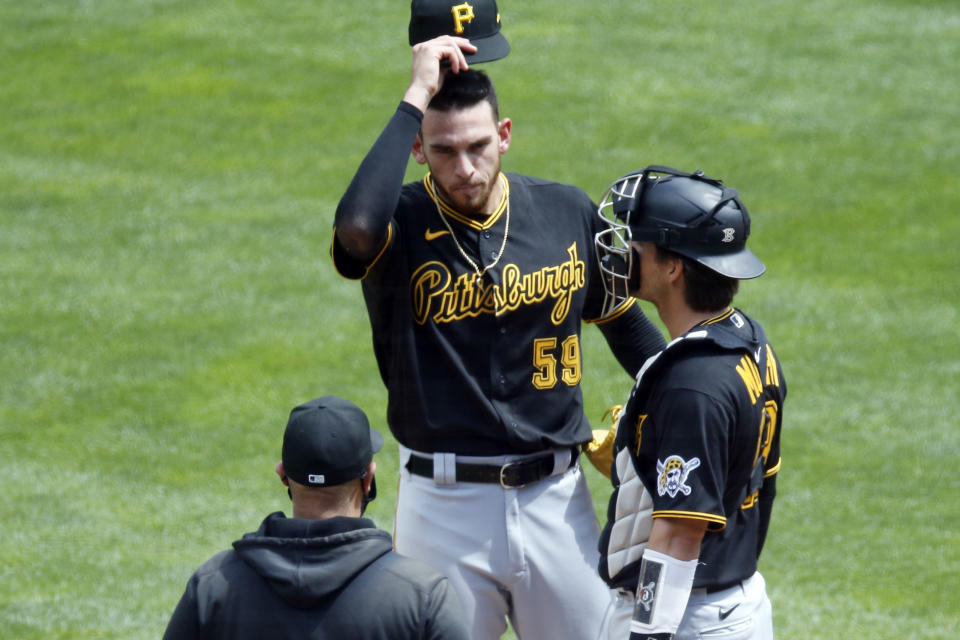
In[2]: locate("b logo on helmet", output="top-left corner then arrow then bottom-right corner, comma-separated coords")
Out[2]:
452,3 -> 475,33
722,228 -> 736,243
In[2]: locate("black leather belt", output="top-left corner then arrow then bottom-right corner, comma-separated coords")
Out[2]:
405,447 -> 579,488
693,579 -> 744,595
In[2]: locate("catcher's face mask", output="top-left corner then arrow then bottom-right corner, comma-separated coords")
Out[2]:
595,165 -> 766,315
594,169 -> 651,316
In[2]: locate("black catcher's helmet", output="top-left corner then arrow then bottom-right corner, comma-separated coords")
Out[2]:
594,166 -> 765,315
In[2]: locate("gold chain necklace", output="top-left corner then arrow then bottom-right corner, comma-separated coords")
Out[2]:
430,174 -> 510,284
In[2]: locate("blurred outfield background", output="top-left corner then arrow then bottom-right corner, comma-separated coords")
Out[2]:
1,0 -> 958,638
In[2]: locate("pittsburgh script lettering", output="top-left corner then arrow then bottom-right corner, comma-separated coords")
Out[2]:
411,244 -> 586,325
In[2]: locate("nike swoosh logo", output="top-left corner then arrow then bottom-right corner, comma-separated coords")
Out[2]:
719,603 -> 740,621
425,228 -> 451,241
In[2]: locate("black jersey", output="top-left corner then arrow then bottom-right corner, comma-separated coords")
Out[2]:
337,170 -> 625,454
333,103 -> 664,456
599,308 -> 786,591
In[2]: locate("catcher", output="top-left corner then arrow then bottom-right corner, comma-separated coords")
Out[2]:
590,166 -> 787,640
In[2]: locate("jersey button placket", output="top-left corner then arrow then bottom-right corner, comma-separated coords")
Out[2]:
476,227 -> 499,269
491,320 -> 509,399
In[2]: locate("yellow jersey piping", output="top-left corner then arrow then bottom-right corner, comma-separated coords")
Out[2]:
589,298 -> 638,325
652,509 -> 727,528
764,457 -> 782,478
423,172 -> 509,230
700,307 -> 735,326
330,224 -> 394,281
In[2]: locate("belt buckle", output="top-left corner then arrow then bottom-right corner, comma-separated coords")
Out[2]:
499,460 -> 526,488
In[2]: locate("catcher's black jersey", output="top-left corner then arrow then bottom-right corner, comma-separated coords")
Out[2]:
599,308 -> 786,590
334,170 -> 624,455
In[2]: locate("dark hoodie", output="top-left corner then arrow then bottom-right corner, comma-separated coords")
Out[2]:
163,512 -> 468,639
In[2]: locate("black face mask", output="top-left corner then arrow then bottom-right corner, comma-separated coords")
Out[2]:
360,476 -> 377,516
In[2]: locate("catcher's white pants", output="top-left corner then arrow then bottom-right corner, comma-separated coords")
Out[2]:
395,444 -> 616,640
600,570 -> 774,640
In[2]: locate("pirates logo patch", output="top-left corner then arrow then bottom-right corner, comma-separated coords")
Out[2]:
636,580 -> 656,614
656,455 -> 701,498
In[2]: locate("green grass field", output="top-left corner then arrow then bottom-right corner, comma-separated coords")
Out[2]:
2,0 -> 958,638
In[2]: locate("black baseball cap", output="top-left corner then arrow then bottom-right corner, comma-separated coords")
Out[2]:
409,0 -> 510,63
281,396 -> 384,488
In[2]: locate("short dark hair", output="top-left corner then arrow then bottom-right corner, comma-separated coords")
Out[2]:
428,70 -> 500,120
655,246 -> 739,312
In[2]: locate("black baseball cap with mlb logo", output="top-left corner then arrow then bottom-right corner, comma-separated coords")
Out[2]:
282,396 -> 384,488
409,0 -> 510,63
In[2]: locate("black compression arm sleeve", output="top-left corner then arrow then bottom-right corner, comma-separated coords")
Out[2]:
597,303 -> 666,378
334,102 -> 424,260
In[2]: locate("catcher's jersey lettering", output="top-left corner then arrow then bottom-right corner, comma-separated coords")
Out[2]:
410,243 -> 586,325
735,354 -> 764,404
754,401 -> 778,465
634,413 -> 647,456
764,344 -> 780,387
532,335 -> 582,390
742,400 -> 779,509
451,3 -> 475,33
